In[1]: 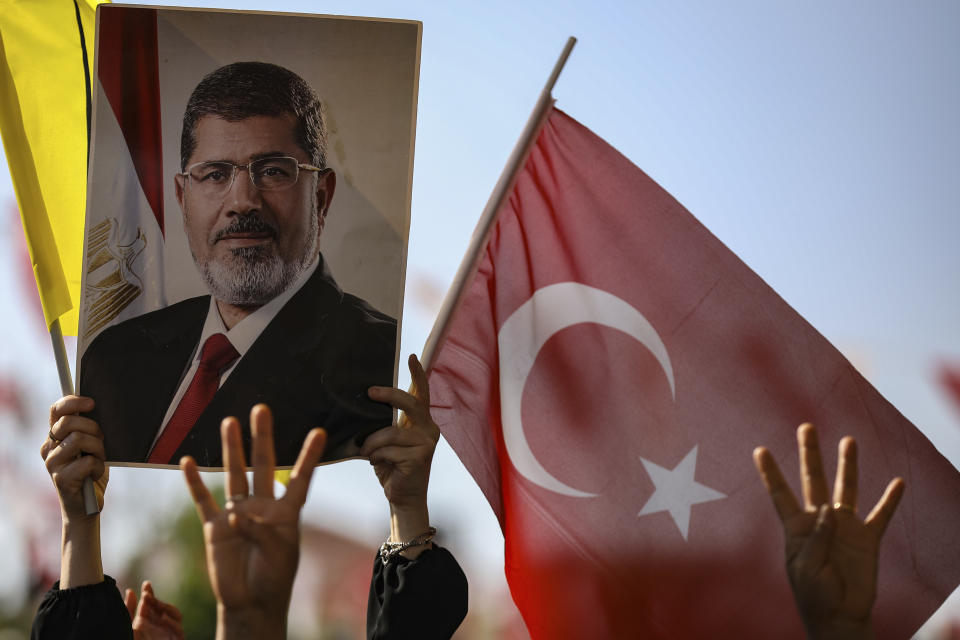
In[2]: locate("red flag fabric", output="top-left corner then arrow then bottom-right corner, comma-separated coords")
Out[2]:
939,364 -> 960,419
428,107 -> 960,638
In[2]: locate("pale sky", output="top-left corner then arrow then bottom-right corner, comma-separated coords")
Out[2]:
1,0 -> 958,632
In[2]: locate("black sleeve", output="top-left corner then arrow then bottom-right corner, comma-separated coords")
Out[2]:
367,545 -> 468,640
31,575 -> 133,640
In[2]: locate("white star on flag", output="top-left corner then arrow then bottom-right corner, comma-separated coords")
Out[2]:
638,445 -> 726,540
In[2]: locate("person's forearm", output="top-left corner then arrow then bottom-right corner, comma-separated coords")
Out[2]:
60,515 -> 103,588
389,500 -> 431,560
216,604 -> 286,640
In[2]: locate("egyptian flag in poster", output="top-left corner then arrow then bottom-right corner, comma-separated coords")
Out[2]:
426,107 -> 960,638
79,6 -> 165,354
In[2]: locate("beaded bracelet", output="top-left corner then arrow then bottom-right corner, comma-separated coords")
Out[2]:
379,526 -> 437,564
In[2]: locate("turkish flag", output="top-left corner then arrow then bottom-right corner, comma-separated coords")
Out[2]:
427,108 -> 960,638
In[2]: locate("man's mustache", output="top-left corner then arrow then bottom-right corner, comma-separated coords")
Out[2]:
212,215 -> 278,243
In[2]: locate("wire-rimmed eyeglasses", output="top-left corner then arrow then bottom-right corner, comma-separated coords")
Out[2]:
180,156 -> 324,197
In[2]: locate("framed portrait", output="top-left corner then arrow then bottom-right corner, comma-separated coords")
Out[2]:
77,4 -> 420,469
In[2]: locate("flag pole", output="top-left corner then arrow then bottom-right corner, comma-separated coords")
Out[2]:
421,36 -> 577,371
50,318 -> 100,515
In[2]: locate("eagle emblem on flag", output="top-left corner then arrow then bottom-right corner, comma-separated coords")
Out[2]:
82,217 -> 147,339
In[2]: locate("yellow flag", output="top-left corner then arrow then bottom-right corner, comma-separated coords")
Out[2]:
0,0 -> 107,334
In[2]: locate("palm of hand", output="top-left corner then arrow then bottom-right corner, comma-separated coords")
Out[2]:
133,616 -> 181,640
783,510 -> 878,624
204,499 -> 299,610
133,621 -> 177,640
363,357 -> 440,512
58,465 -> 109,517
373,439 -> 434,506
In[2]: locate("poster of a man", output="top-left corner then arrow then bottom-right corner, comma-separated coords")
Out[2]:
77,6 -> 420,469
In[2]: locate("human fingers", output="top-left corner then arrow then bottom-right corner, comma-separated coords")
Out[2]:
180,456 -> 219,522
367,445 -> 412,467
49,455 -> 106,492
753,446 -> 802,522
43,432 -> 107,472
798,424 -> 830,509
832,436 -> 858,513
139,581 -> 156,617
49,413 -> 103,442
408,354 -> 431,406
124,588 -> 137,620
359,424 -> 427,457
49,395 -> 95,426
159,612 -> 186,640
137,583 -> 168,625
368,385 -> 421,421
222,417 -> 249,501
140,581 -> 183,625
283,428 -> 327,508
157,600 -> 183,623
793,504 -> 835,571
136,588 -> 154,622
864,477 -> 906,539
251,405 -> 276,500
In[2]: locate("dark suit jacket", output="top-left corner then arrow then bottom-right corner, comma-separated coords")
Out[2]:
79,256 -> 397,467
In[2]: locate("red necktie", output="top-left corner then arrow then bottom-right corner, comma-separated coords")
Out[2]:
148,333 -> 239,464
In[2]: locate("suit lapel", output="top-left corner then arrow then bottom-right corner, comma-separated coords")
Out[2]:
124,297 -> 207,460
172,260 -> 344,467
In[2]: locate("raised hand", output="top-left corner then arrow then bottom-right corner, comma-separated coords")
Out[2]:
361,354 -> 440,558
125,581 -> 185,640
180,405 -> 325,640
41,395 -> 108,588
753,423 -> 905,640
42,396 -> 108,520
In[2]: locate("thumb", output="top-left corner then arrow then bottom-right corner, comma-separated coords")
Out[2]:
795,504 -> 835,573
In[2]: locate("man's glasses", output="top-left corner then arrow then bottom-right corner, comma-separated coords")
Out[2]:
180,156 -> 324,197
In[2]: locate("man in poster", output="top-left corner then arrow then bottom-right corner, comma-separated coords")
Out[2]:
80,62 -> 397,468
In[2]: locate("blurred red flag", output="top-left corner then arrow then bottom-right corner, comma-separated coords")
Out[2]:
428,108 -> 960,638
939,364 -> 960,418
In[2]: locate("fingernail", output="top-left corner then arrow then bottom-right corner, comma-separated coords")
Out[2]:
367,387 -> 381,398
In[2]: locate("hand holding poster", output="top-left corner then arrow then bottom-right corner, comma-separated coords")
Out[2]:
78,6 -> 421,469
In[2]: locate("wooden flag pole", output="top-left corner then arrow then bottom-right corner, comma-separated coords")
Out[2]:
50,318 -> 100,515
421,36 -> 577,370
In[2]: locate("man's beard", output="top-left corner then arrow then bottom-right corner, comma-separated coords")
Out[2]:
196,211 -> 318,307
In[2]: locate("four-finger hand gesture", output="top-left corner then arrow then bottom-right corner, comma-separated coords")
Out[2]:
753,424 -> 905,640
180,405 -> 326,639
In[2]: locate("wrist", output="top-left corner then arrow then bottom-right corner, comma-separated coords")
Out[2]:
61,507 -> 99,531
389,501 -> 429,542
216,603 -> 287,640
388,502 -> 432,560
60,517 -> 103,589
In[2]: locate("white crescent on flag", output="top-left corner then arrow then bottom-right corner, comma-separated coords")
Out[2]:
497,282 -> 675,497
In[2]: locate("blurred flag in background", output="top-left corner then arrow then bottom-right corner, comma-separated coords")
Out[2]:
939,363 -> 960,420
